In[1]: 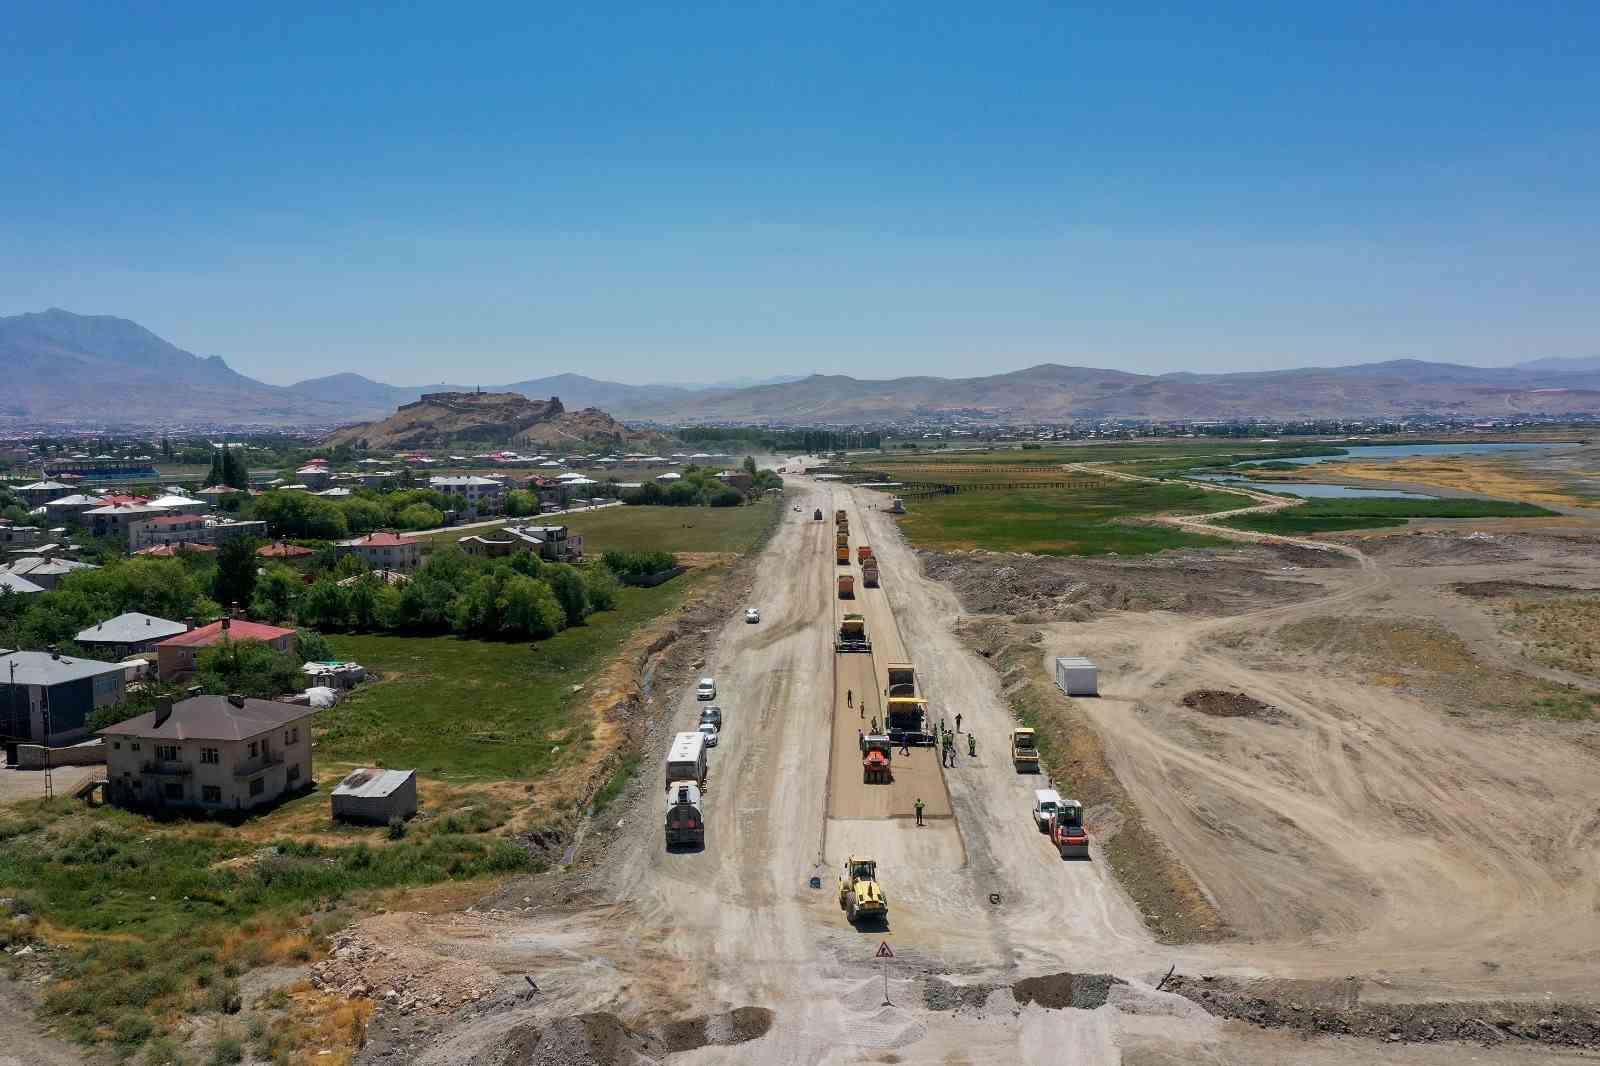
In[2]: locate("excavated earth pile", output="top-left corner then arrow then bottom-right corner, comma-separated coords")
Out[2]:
1179,689 -> 1284,721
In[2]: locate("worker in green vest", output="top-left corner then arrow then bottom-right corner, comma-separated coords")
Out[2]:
968,732 -> 976,758
914,797 -> 925,826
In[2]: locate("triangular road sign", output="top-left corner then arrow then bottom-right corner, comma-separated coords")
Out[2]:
875,941 -> 894,959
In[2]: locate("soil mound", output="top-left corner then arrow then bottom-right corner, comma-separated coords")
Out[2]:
923,976 -> 999,1011
1180,689 -> 1281,721
1347,532 -> 1527,567
1011,972 -> 1125,1011
1452,579 -> 1586,600
1168,974 -> 1600,1049
491,1006 -> 774,1064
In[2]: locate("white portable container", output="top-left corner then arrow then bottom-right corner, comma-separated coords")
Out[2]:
1054,656 -> 1099,697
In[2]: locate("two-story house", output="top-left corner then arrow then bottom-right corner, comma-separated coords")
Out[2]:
339,531 -> 422,571
153,618 -> 298,682
428,476 -> 505,519
0,648 -> 127,746
99,694 -> 317,812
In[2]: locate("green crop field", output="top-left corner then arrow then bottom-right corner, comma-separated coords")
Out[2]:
1217,497 -> 1556,535
319,569 -> 711,779
417,496 -> 777,554
893,481 -> 1242,556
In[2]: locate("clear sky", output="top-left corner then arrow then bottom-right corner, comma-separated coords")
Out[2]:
3,2 -> 1596,386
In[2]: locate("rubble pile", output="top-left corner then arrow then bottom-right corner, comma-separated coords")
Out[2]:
310,930 -> 501,1016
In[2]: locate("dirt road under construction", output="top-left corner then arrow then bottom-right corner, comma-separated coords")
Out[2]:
355,475 -> 1600,1065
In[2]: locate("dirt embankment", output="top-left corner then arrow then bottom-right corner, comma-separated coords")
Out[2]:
956,618 -> 1225,944
1168,974 -> 1600,1051
923,544 -> 1342,619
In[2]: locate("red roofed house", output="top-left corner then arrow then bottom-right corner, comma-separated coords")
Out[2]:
155,618 -> 298,682
128,513 -> 209,551
340,531 -> 422,572
256,541 -> 316,563
134,542 -> 217,557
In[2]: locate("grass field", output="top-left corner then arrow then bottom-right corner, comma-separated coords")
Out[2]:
1217,497 -> 1556,535
417,496 -> 777,554
894,481 -> 1241,556
320,570 -> 712,780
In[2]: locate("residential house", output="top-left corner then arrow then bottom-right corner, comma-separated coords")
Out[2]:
154,618 -> 298,682
133,542 -> 216,558
15,480 -> 74,507
40,494 -> 105,524
294,465 -> 333,490
1,556 -> 98,591
0,649 -> 127,746
0,572 -> 45,597
428,476 -> 505,519
206,518 -> 268,544
99,694 -> 317,813
459,524 -> 582,562
340,531 -> 422,571
145,494 -> 210,516
127,514 -> 209,550
75,612 -> 191,659
0,526 -> 44,549
256,541 -> 316,565
82,502 -> 175,540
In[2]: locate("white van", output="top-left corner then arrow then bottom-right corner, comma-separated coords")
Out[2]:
696,677 -> 716,700
665,731 -> 708,788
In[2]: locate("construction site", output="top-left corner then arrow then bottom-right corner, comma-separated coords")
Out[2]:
339,469 -> 1600,1066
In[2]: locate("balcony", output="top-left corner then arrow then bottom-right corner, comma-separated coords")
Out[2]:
141,761 -> 192,777
233,752 -> 285,779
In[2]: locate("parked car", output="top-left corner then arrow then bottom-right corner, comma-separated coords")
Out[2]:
699,706 -> 723,729
745,607 -> 760,623
698,721 -> 720,747
696,677 -> 716,701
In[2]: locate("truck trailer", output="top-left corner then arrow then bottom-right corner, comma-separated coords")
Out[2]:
665,780 -> 704,847
862,558 -> 880,588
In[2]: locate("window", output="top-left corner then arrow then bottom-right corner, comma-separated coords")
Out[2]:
248,777 -> 265,797
131,742 -> 140,752
201,747 -> 220,764
156,745 -> 178,762
287,764 -> 300,783
248,741 -> 258,759
163,782 -> 182,800
202,785 -> 221,804
113,741 -> 121,750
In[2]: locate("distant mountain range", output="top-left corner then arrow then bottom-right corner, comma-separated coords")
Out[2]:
4,309 -> 1599,427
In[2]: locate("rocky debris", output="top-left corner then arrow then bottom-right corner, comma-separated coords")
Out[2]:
1338,531 -> 1528,567
1452,579 -> 1590,600
479,1007 -> 773,1065
309,928 -> 501,1016
923,976 -> 999,1011
1010,972 -> 1126,1011
1168,974 -> 1600,1048
921,545 -> 1337,620
1179,689 -> 1284,722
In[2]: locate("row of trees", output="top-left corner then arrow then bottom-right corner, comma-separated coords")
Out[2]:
249,548 -> 622,642
248,487 -> 452,539
202,445 -> 250,490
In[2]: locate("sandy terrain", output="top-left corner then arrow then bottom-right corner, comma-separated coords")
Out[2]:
342,475 -> 1600,1065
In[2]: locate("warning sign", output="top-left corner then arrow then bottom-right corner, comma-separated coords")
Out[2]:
875,941 -> 894,959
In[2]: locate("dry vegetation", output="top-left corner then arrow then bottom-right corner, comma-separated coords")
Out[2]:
1501,597 -> 1600,681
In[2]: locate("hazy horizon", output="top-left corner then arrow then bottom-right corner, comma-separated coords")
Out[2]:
5,4 -> 1597,386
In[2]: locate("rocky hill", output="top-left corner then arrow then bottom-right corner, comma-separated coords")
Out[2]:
322,391 -> 653,450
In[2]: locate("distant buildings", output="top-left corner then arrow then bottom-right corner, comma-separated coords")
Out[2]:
428,476 -> 505,519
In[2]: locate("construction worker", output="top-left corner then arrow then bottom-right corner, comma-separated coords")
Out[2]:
848,689 -> 854,710
870,717 -> 879,734
899,737 -> 910,757
955,712 -> 962,733
942,732 -> 955,767
914,797 -> 925,826
968,732 -> 976,758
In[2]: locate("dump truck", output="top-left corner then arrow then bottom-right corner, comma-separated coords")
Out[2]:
1011,727 -> 1040,773
813,508 -> 823,521
838,855 -> 887,923
837,613 -> 871,653
664,780 -> 704,847
836,509 -> 848,527
838,574 -> 855,599
836,544 -> 849,565
1050,799 -> 1089,859
889,497 -> 906,514
836,530 -> 849,549
857,544 -> 873,564
861,734 -> 892,783
861,558 -> 880,588
884,665 -> 932,746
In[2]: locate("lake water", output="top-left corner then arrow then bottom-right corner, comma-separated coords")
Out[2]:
1195,476 -> 1437,500
1247,441 -> 1581,467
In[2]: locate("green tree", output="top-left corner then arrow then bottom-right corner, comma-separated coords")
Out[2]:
204,448 -> 226,488
296,628 -> 333,662
505,489 -> 538,517
500,575 -> 565,638
583,563 -> 619,612
394,503 -> 444,530
298,580 -> 349,630
213,538 -> 259,610
346,576 -> 380,630
249,565 -> 302,624
742,455 -> 757,476
397,575 -> 456,631
339,496 -> 388,534
448,574 -> 500,635
543,563 -> 590,626
194,639 -> 301,699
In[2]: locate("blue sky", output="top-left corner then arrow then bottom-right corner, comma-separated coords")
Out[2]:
3,2 -> 1596,385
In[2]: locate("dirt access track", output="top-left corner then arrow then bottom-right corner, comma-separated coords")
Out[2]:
349,476 -> 1600,1065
